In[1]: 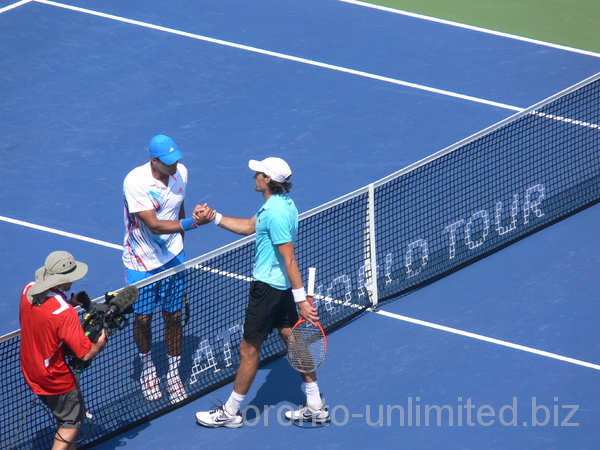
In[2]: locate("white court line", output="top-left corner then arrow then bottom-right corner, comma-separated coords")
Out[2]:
531,111 -> 600,130
194,264 -> 253,283
340,0 -> 600,59
0,0 -> 32,14
5,0 -> 594,373
2,3 -> 590,244
32,0 -> 522,112
0,215 -> 123,250
192,264 -> 365,311
374,308 -> 600,371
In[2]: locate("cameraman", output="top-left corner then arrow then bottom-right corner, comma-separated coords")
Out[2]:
19,251 -> 107,450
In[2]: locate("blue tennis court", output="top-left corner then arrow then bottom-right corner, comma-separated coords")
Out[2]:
93,205 -> 600,449
1,1 -> 599,448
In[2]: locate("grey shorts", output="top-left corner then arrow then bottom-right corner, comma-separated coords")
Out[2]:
38,386 -> 86,429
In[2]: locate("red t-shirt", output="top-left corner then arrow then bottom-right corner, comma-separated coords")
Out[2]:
19,283 -> 92,395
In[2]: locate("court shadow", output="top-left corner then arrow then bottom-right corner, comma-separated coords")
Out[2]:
243,356 -> 306,421
83,421 -> 152,449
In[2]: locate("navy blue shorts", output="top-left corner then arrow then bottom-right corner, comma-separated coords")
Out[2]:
243,281 -> 299,343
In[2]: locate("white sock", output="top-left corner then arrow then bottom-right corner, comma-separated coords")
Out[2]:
140,352 -> 155,374
168,355 -> 181,382
225,391 -> 245,415
304,382 -> 322,408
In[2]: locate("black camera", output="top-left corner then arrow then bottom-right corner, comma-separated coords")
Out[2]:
68,286 -> 138,374
80,291 -> 132,343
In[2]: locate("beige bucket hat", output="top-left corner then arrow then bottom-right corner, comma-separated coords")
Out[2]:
28,251 -> 88,302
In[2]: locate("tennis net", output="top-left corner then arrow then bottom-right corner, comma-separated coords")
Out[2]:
1,72 -> 599,448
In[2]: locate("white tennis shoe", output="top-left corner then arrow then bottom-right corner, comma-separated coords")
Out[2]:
140,368 -> 162,401
285,402 -> 330,424
167,376 -> 188,404
196,405 -> 243,428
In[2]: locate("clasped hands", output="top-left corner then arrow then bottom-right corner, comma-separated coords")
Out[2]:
192,203 -> 216,225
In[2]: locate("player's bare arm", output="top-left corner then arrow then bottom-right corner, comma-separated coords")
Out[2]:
277,241 -> 318,321
193,205 -> 257,236
137,209 -> 184,235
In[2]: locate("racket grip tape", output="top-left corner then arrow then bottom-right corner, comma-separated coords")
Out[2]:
307,267 -> 316,297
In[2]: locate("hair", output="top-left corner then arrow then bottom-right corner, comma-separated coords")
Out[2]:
267,179 -> 293,195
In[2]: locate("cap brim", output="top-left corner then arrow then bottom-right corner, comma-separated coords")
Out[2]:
159,150 -> 183,165
248,159 -> 266,173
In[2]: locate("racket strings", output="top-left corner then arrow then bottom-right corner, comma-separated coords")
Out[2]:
287,321 -> 326,373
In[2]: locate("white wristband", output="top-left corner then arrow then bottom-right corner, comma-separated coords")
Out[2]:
214,212 -> 222,226
292,288 -> 306,303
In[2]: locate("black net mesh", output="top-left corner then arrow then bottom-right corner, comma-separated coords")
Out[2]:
1,75 -> 599,449
375,78 -> 600,301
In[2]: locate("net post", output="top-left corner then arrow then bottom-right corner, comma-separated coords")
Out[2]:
367,183 -> 379,308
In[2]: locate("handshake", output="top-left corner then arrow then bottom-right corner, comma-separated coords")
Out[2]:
191,203 -> 217,226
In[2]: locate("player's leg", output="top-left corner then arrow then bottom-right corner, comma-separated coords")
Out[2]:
127,267 -> 162,401
163,309 -> 182,356
163,309 -> 188,404
278,301 -> 328,424
161,258 -> 185,360
133,313 -> 162,401
133,313 -> 153,354
160,257 -> 188,404
284,377 -> 329,424
233,338 -> 262,395
196,281 -> 276,428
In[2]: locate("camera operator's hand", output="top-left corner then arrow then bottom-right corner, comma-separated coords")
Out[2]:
70,291 -> 91,310
96,328 -> 108,348
83,329 -> 108,361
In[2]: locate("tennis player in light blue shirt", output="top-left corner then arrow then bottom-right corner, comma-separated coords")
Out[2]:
193,157 -> 330,428
253,193 -> 299,290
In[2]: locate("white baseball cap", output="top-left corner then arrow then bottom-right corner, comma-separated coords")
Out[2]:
248,157 -> 292,183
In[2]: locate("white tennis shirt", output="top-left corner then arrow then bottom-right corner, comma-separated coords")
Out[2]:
122,161 -> 187,271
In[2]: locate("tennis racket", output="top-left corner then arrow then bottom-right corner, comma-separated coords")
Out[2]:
287,267 -> 327,373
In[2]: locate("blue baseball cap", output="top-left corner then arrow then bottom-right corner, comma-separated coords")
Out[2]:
148,135 -> 183,165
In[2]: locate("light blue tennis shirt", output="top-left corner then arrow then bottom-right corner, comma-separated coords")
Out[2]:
253,194 -> 299,290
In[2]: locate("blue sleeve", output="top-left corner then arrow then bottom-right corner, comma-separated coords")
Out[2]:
268,210 -> 293,245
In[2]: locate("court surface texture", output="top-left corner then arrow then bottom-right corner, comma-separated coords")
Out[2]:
1,1 -> 599,448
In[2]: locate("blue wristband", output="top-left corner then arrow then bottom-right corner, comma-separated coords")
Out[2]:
180,218 -> 198,231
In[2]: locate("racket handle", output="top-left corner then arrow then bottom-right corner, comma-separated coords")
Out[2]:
307,267 -> 316,297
